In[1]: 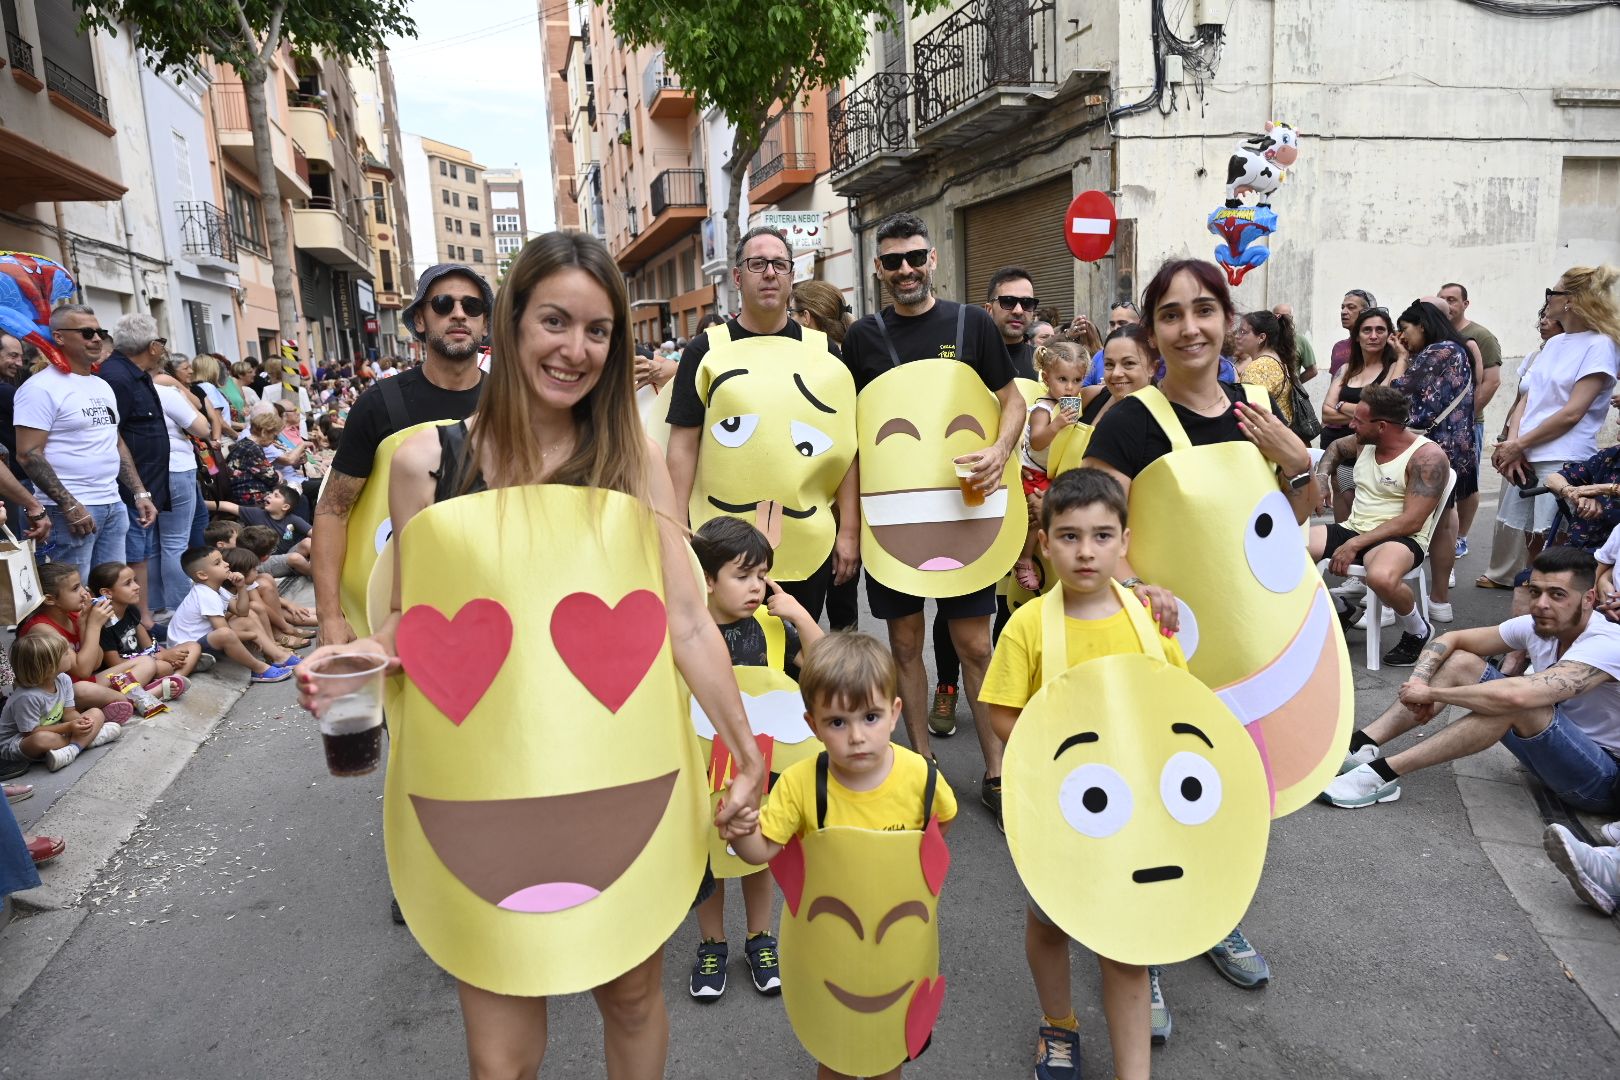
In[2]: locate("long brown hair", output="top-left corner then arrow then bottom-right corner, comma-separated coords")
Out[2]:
464,232 -> 646,499
791,281 -> 852,347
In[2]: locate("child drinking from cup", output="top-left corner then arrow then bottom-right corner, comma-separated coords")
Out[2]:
1015,342 -> 1089,590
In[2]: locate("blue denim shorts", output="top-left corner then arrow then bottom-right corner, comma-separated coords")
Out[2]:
124,504 -> 159,561
1482,664 -> 1620,812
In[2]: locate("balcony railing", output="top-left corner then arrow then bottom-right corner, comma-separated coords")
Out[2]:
642,51 -> 681,103
650,169 -> 705,217
7,32 -> 35,79
287,90 -> 328,111
913,0 -> 1057,129
44,57 -> 108,122
177,201 -> 236,263
829,72 -> 914,173
295,196 -> 371,258
750,111 -> 815,187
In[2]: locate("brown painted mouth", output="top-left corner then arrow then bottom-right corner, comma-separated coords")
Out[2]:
410,771 -> 678,913
870,516 -> 1002,571
825,979 -> 914,1013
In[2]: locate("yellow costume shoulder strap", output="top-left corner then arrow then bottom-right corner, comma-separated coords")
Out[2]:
1239,382 -> 1269,409
752,607 -> 787,671
1038,580 -> 1166,689
705,322 -> 733,348
1131,387 -> 1192,453
814,750 -> 938,830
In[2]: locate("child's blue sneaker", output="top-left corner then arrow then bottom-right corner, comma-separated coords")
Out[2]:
745,932 -> 781,994
688,939 -> 727,1001
1034,1024 -> 1080,1080
282,654 -> 302,667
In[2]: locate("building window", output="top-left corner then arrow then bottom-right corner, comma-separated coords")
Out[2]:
441,189 -> 449,204
185,300 -> 214,354
454,219 -> 463,234
470,223 -> 481,237
444,215 -> 453,231
496,235 -> 522,254
472,249 -> 484,264
498,258 -> 512,278
494,213 -> 520,232
465,167 -> 477,184
380,249 -> 395,292
226,179 -> 265,254
439,159 -> 447,176
371,181 -> 387,223
452,192 -> 460,207
468,195 -> 479,212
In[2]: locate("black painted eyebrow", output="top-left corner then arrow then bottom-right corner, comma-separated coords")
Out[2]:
1171,722 -> 1213,749
793,372 -> 835,414
704,368 -> 747,406
1054,732 -> 1099,759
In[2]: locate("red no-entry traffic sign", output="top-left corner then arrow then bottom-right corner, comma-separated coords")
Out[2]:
1065,190 -> 1117,262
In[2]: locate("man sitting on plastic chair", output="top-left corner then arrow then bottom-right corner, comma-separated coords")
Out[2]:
1310,386 -> 1453,668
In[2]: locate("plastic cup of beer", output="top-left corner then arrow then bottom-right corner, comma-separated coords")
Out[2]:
955,459 -> 985,508
304,653 -> 388,777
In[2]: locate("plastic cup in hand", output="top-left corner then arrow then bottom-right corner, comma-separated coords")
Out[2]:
955,459 -> 985,507
304,653 -> 388,777
1059,395 -> 1082,415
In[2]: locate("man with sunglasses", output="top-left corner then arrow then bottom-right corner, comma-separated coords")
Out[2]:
984,266 -> 1040,379
16,304 -> 158,581
314,263 -> 492,648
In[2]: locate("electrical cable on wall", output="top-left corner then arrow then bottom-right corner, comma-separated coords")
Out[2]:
1456,0 -> 1618,16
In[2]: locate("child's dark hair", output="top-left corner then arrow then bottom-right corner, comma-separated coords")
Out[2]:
223,547 -> 261,577
204,519 -> 242,546
691,516 -> 773,579
38,562 -> 80,598
11,632 -> 66,690
238,525 -> 279,559
87,561 -> 129,596
273,483 -> 302,507
1041,468 -> 1129,531
180,546 -> 216,579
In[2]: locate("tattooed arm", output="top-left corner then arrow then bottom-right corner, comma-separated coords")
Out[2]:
116,436 -> 157,527
1324,444 -> 1449,576
15,426 -> 95,536
1316,433 -> 1359,478
1427,659 -> 1612,716
311,469 -> 366,646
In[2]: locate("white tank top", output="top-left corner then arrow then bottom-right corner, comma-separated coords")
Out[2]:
1347,436 -> 1439,551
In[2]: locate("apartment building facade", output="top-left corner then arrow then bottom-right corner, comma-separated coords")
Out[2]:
351,51 -> 416,358
483,167 -> 528,281
542,3 -> 579,232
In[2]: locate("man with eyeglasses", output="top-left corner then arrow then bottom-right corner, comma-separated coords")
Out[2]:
314,263 -> 492,649
665,226 -> 849,622
1080,301 -> 1141,387
843,212 -> 1023,827
16,304 -> 158,581
984,266 -> 1041,379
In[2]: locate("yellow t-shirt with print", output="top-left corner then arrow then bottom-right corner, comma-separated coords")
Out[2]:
979,593 -> 1188,710
760,744 -> 958,844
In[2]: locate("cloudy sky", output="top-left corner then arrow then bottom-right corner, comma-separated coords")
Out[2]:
387,0 -> 561,233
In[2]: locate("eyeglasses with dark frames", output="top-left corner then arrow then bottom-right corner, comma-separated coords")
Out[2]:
741,257 -> 792,275
993,295 -> 1039,312
428,295 -> 488,317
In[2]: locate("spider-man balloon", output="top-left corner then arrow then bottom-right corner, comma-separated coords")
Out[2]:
0,251 -> 77,372
1207,206 -> 1277,287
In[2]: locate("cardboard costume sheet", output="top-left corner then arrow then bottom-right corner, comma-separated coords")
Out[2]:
858,359 -> 1023,597
385,486 -> 707,996
689,324 -> 856,581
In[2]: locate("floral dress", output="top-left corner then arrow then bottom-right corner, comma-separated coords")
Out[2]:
1393,341 -> 1476,495
225,438 -> 278,506
1240,354 -> 1292,424
1555,446 -> 1620,549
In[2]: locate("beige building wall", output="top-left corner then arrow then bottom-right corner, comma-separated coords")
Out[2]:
421,138 -> 490,279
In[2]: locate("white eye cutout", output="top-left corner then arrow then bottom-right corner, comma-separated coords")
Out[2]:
1175,599 -> 1199,660
373,517 -> 394,555
789,420 -> 833,458
1159,751 -> 1223,826
1058,763 -> 1134,839
711,414 -> 759,448
1244,490 -> 1305,594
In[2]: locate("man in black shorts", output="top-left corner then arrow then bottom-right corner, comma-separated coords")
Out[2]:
1312,387 -> 1452,666
844,213 -> 1025,822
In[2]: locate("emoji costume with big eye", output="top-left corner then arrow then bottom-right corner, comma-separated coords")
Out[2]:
689,609 -> 818,878
771,755 -> 950,1078
689,324 -> 856,581
1003,583 -> 1270,964
858,358 -> 1023,596
387,486 -> 707,996
1118,386 -> 1353,816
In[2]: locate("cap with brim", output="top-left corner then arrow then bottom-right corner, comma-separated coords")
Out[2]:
403,264 -> 496,342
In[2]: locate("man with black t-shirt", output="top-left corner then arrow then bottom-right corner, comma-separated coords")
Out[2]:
312,263 -> 491,646
985,266 -> 1039,380
665,226 -> 852,621
843,212 -> 1025,825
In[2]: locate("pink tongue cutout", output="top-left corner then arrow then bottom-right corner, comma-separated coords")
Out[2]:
918,557 -> 965,571
498,882 -> 601,913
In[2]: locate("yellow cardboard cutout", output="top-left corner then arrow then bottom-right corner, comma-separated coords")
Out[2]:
1124,386 -> 1353,816
386,487 -> 707,996
1045,419 -> 1093,480
636,384 -> 672,453
1003,585 -> 1270,964
858,359 -> 1023,597
340,419 -> 456,637
690,324 -> 856,581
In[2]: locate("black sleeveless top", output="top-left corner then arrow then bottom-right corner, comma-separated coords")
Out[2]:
431,421 -> 486,503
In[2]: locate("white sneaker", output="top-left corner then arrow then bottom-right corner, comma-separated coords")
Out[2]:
1339,744 -> 1380,774
88,721 -> 122,748
1544,824 -> 1620,915
1356,605 -> 1396,629
1318,763 -> 1402,808
1428,601 -> 1455,624
1448,569 -> 1456,588
46,744 -> 81,771
1330,578 -> 1367,600
1599,821 -> 1620,847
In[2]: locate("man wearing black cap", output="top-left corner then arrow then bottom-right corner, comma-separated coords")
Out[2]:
312,263 -> 492,646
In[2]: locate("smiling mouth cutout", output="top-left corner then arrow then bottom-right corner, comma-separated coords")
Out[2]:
825,979 -> 914,1013
862,487 -> 1009,571
410,771 -> 677,913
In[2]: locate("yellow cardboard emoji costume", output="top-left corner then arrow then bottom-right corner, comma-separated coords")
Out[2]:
858,358 -> 1023,597
339,419 -> 456,637
1003,583 -> 1270,964
1120,386 -> 1352,816
689,324 -> 856,581
772,754 -> 949,1077
689,609 -> 818,878
1045,415 -> 1093,480
387,486 -> 707,996
1002,377 -> 1056,611
636,384 -> 672,453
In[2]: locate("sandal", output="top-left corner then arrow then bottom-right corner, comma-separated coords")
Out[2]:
144,675 -> 191,701
27,835 -> 65,865
1474,575 -> 1513,590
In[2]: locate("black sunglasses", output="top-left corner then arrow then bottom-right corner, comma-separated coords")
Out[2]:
60,327 -> 111,342
428,295 -> 488,317
877,248 -> 930,272
1546,288 -> 1571,300
993,295 -> 1039,312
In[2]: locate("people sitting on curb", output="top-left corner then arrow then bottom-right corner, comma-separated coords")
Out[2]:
1322,547 -> 1620,811
1312,387 -> 1452,666
0,634 -> 127,772
1543,820 -> 1620,916
166,547 -> 298,685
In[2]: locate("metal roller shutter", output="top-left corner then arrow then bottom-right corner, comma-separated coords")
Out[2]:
962,174 -> 1075,318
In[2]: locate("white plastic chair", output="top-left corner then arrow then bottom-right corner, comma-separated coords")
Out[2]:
1344,467 -> 1457,671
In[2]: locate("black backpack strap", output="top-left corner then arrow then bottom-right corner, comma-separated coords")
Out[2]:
954,301 -> 967,362
379,374 -> 410,434
872,309 -> 902,367
922,755 -> 938,823
815,751 -> 829,831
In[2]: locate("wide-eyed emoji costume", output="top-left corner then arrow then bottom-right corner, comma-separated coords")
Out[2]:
771,755 -> 950,1077
1117,385 -> 1352,816
387,486 -> 707,996
689,610 -> 818,878
689,324 -> 856,581
1004,583 -> 1270,964
858,358 -> 1023,597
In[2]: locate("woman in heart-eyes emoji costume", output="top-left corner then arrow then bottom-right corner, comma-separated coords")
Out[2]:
1082,259 -> 1353,817
298,233 -> 766,1078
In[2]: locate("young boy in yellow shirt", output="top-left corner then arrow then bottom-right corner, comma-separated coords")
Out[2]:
981,468 -> 1187,1080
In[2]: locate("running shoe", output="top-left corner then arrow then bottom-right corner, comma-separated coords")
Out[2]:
1319,763 -> 1402,808
1544,823 -> 1620,915
689,939 -> 728,1001
745,932 -> 781,995
1034,1023 -> 1080,1080
1383,624 -> 1433,667
1339,743 -> 1380,774
1149,965 -> 1172,1044
1206,927 -> 1270,988
982,774 -> 1004,833
929,684 -> 958,736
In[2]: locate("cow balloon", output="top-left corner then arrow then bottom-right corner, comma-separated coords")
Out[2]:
1224,121 -> 1300,208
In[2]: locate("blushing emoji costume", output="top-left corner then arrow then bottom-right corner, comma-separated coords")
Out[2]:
1121,385 -> 1353,816
771,755 -> 950,1077
1003,583 -> 1270,964
858,358 -> 1023,597
689,324 -> 856,581
387,487 -> 707,996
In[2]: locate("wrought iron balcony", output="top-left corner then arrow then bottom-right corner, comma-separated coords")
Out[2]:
749,111 -> 815,188
177,201 -> 236,263
6,32 -> 35,80
44,57 -> 108,122
913,0 -> 1057,130
650,168 -> 705,217
829,72 -> 914,174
